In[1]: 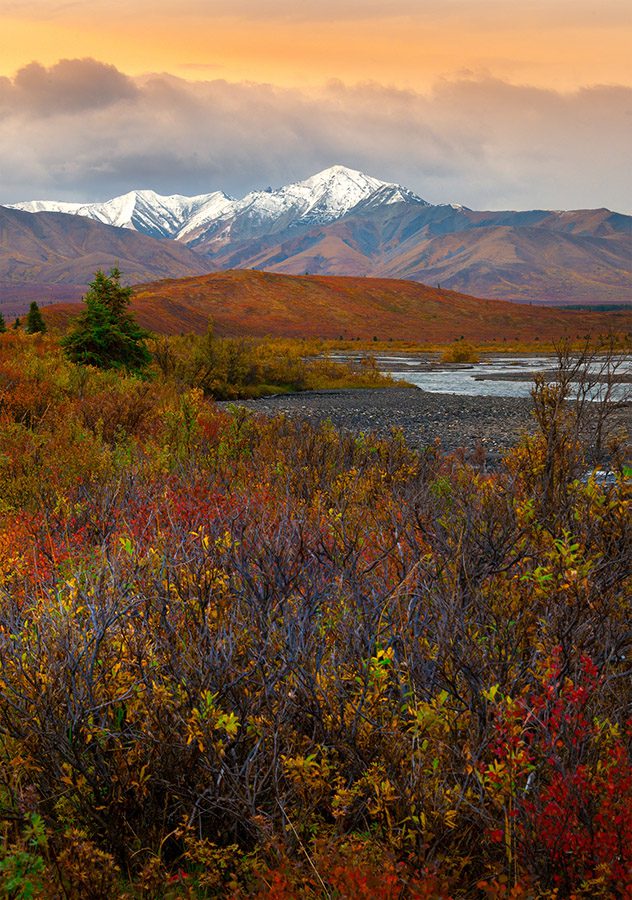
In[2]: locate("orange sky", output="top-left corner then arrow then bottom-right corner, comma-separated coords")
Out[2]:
2,1 -> 631,91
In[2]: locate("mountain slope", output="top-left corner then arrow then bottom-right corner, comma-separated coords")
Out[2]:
45,270 -> 632,343
229,204 -> 632,305
0,206 -> 213,314
7,166 -> 632,306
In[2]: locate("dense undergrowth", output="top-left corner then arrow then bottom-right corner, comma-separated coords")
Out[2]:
145,330 -> 397,398
0,331 -> 629,897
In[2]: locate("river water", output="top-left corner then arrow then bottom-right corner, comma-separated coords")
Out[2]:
333,353 -> 632,400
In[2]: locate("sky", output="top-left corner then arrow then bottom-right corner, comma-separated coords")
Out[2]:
0,0 -> 631,211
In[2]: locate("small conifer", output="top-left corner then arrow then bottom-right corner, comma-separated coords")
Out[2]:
25,301 -> 47,334
62,268 -> 150,372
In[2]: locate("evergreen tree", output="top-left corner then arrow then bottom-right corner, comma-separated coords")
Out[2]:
61,268 -> 151,373
0,312 -> 6,333
13,317 -> 21,330
25,301 -> 47,334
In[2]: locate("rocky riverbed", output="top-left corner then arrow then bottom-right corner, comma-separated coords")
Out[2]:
224,386 -> 631,469
224,387 -> 538,467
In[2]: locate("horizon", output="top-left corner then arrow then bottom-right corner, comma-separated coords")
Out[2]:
3,162 -> 629,217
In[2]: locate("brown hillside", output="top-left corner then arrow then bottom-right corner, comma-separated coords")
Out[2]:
208,204 -> 632,307
45,270 -> 632,343
0,206 -> 212,315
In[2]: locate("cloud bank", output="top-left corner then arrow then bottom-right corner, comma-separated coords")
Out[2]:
0,59 -> 630,213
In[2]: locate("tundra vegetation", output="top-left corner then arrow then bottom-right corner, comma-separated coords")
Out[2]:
149,329 -> 396,398
0,318 -> 629,898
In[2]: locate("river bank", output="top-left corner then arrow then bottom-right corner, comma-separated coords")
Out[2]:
224,387 -> 537,467
224,384 -> 632,469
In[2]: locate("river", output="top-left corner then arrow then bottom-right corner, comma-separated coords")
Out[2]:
331,352 -> 632,401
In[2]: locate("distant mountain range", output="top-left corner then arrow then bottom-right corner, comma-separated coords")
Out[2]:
4,165 -> 632,307
8,166 -> 427,242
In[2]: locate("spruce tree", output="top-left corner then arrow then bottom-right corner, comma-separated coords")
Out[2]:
25,301 -> 47,334
0,312 -> 6,333
61,268 -> 151,373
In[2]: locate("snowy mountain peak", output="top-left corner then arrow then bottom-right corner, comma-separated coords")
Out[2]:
301,164 -> 384,190
7,166 -> 431,246
214,165 -> 429,236
278,165 -> 428,221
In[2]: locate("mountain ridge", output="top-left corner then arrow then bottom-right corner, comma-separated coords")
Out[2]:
4,165 -> 632,306
8,165 -> 427,244
0,205 -> 213,316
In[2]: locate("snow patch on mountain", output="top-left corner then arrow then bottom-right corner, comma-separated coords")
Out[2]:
9,190 -> 234,240
11,199 -> 85,216
7,166 -> 431,247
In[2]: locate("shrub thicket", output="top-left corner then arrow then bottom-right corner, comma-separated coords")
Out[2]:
151,327 -> 396,399
441,341 -> 480,364
0,330 -> 628,897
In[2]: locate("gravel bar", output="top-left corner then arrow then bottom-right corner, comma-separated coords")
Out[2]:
223,387 -> 539,465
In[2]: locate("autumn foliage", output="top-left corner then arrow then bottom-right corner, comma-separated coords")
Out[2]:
45,268 -> 632,343
0,329 -> 629,898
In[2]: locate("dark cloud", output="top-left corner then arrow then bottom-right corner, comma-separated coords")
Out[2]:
0,60 -> 630,213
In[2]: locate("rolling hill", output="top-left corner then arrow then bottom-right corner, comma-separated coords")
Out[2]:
45,269 -> 632,343
0,206 -> 213,316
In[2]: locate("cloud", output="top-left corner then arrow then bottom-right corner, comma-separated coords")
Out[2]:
0,59 -> 630,214
5,58 -> 137,116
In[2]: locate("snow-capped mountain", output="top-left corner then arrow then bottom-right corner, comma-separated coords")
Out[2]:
9,189 -> 234,240
179,166 -> 429,250
233,165 -> 427,228
3,167 -> 632,306
8,166 -> 428,249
